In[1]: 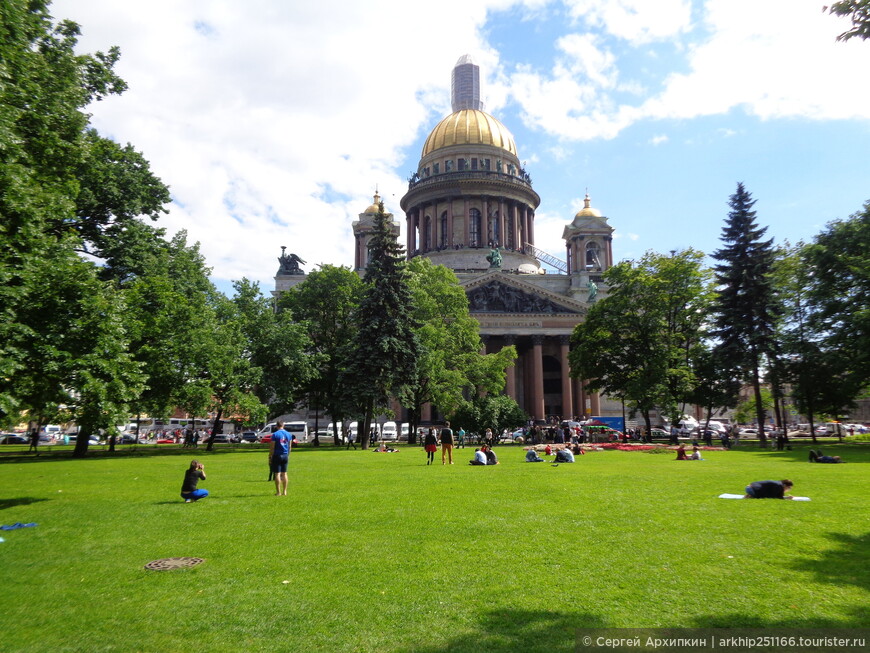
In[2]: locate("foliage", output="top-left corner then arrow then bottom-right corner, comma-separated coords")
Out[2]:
399,258 -> 516,443
570,249 -> 712,434
733,388 -> 774,425
0,1 -> 172,441
279,265 -> 363,444
800,202 -> 870,406
711,183 -> 778,444
343,203 -> 420,448
449,393 -> 527,439
826,0 -> 870,41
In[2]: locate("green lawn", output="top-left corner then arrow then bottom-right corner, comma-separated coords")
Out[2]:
1,443 -> 867,652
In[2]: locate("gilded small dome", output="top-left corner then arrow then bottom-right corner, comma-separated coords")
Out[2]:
364,191 -> 382,214
574,193 -> 602,219
422,109 -> 517,157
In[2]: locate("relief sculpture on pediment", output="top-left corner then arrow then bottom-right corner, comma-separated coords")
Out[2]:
466,281 -> 575,314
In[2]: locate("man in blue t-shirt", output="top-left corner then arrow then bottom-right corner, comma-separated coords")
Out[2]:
269,421 -> 292,496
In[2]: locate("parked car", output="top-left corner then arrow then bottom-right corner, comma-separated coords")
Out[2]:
738,428 -> 759,437
240,431 -> 258,443
210,434 -> 231,444
67,435 -> 102,445
649,427 -> 669,439
1,434 -> 29,445
156,437 -> 176,444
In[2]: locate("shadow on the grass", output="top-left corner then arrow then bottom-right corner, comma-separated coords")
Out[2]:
790,530 -> 870,595
407,609 -> 606,653
0,497 -> 49,511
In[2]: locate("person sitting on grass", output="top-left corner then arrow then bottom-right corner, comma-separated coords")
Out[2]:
469,448 -> 487,465
554,447 -> 575,463
689,445 -> 704,460
743,479 -> 794,499
483,445 -> 499,465
675,444 -> 689,460
808,449 -> 843,463
525,448 -> 544,462
180,460 -> 208,503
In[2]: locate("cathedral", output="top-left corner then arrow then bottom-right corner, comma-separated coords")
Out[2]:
276,55 -> 618,423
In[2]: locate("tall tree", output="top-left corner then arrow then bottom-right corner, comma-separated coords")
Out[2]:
279,265 -> 363,445
570,250 -> 712,436
799,201 -> 870,417
711,184 -> 778,445
399,257 -> 516,444
343,203 -> 420,449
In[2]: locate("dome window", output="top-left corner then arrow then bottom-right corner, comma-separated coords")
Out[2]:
445,159 -> 454,172
433,162 -> 440,175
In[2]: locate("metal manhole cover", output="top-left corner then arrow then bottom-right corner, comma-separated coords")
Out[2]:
144,557 -> 204,571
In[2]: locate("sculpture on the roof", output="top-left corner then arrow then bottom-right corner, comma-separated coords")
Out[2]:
278,246 -> 306,275
486,247 -> 503,269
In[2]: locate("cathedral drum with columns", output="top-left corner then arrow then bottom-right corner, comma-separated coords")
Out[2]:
275,54 -> 619,423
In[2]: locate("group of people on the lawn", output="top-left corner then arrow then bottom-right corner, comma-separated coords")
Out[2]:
180,420 -> 844,502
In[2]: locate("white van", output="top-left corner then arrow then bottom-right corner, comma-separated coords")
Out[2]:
284,421 -> 309,442
382,421 -> 398,440
400,424 -> 409,441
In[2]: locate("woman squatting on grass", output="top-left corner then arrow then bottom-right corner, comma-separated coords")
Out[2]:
180,460 -> 208,503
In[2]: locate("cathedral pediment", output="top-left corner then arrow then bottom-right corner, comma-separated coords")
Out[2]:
461,272 -> 585,315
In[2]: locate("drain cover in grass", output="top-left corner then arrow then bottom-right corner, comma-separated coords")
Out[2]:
144,557 -> 204,571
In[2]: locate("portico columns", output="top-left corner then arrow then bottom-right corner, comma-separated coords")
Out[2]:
531,335 -> 545,420
504,336 -> 517,401
559,335 -> 573,420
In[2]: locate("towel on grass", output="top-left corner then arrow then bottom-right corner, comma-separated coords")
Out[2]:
718,493 -> 810,501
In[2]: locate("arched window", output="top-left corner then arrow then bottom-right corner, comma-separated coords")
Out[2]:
469,208 -> 482,247
586,242 -> 602,269
439,212 -> 448,247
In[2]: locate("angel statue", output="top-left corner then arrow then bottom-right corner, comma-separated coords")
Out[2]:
278,246 -> 306,275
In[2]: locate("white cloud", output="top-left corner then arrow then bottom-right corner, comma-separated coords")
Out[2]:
564,0 -> 694,44
650,134 -> 669,145
51,0 -> 510,287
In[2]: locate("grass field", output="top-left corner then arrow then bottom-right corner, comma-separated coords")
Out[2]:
1,442 -> 867,652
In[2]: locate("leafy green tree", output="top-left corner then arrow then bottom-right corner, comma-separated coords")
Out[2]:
826,1 -> 870,41
449,394 -> 527,442
686,347 -> 741,433
279,265 -> 363,445
399,258 -> 516,444
711,183 -> 779,445
233,278 -> 318,421
343,203 -> 420,449
798,201 -> 870,420
570,250 -> 712,436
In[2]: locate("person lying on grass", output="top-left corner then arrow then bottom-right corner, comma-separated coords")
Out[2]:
809,450 -> 843,463
180,460 -> 208,503
744,479 -> 794,499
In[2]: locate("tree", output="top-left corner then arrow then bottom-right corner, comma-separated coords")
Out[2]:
399,258 -> 516,444
343,203 -> 420,449
826,1 -> 870,41
450,394 -> 527,442
0,1 -> 172,437
233,278 -> 318,422
711,184 -> 779,445
799,201 -> 870,419
279,265 -> 363,445
570,250 -> 712,436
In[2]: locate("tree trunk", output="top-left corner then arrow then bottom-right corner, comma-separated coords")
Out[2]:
206,408 -> 223,451
751,356 -> 768,447
359,401 -> 373,450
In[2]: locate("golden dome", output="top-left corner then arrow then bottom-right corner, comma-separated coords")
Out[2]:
364,191 -> 382,214
422,109 -> 517,157
574,193 -> 602,219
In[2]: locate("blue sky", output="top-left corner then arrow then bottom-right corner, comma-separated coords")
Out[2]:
52,0 -> 870,293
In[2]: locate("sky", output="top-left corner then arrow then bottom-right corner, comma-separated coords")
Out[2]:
51,0 -> 870,295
